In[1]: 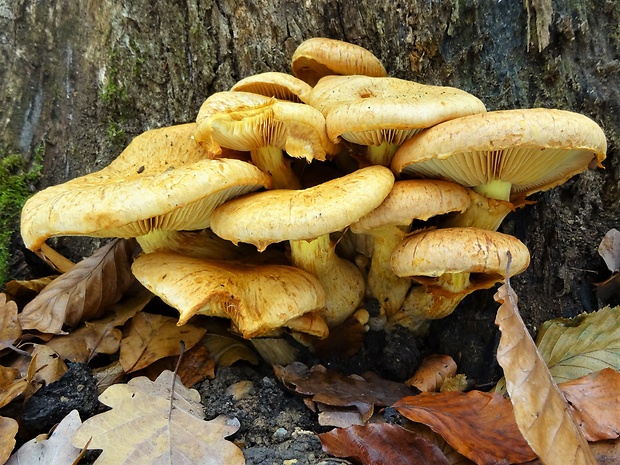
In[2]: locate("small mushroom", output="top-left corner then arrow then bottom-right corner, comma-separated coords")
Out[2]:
210,165 -> 395,326
231,72 -> 313,103
194,92 -> 339,189
291,37 -> 387,86
21,123 -> 272,251
389,227 -> 530,333
392,108 -> 607,229
131,252 -> 327,339
350,179 -> 471,317
308,75 -> 486,166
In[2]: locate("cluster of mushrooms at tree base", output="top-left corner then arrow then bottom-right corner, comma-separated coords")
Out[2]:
20,38 -> 607,357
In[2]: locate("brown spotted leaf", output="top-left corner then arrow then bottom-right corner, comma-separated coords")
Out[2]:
72,370 -> 244,465
119,312 -> 207,373
275,362 -> 415,422
394,391 -> 536,465
494,276 -> 597,465
406,354 -> 457,392
319,423 -> 451,465
18,239 -> 136,334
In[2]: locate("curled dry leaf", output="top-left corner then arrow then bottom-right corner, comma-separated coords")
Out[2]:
598,229 -> 620,273
319,423 -> 451,465
119,312 -> 207,373
18,239 -> 136,335
405,354 -> 457,392
6,409 -> 82,465
72,370 -> 244,465
494,275 -> 597,464
394,391 -> 536,465
201,331 -> 259,367
0,294 -> 21,350
4,277 -> 55,309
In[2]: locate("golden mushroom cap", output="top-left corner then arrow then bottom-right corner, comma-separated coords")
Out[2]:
210,165 -> 395,251
350,179 -> 471,233
291,37 -> 387,86
230,72 -> 313,103
131,252 -> 326,339
390,227 -> 530,278
308,75 -> 487,146
391,108 -> 607,202
21,124 -> 271,250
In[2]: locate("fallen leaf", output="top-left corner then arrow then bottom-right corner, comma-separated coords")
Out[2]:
275,362 -> 415,422
6,409 -> 82,465
561,368 -> 620,441
405,354 -> 457,392
536,305 -> 620,383
24,345 -> 68,404
395,391 -> 536,465
18,239 -> 136,334
524,437 -> 620,465
140,342 -> 215,387
72,370 -> 244,465
494,273 -> 597,464
0,416 -> 18,464
405,423 -> 476,465
92,361 -> 125,394
119,312 -> 207,373
201,331 -> 259,366
0,294 -> 22,352
4,277 -> 56,309
319,423 -> 451,465
46,325 -> 122,364
598,229 -> 620,273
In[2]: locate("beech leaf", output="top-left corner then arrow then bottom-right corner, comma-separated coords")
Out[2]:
0,416 -> 19,464
18,239 -> 136,334
319,423 -> 451,465
536,305 -> 620,383
119,312 -> 207,373
405,354 -> 457,392
0,294 -> 22,350
394,391 -> 536,465
494,274 -> 597,464
598,229 -> 620,273
72,370 -> 244,465
6,409 -> 82,465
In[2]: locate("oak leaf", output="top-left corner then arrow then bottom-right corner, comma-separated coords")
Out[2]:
494,275 -> 597,464
6,410 -> 82,465
119,312 -> 207,373
18,239 -> 136,334
72,370 -> 244,465
319,423 -> 451,465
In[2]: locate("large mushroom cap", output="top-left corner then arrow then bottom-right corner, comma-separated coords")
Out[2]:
308,75 -> 487,146
210,165 -> 395,251
131,252 -> 326,339
391,108 -> 607,202
21,123 -> 272,250
391,227 -> 530,279
291,38 -> 387,86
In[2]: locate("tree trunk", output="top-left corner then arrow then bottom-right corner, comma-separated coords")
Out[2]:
2,0 -> 619,380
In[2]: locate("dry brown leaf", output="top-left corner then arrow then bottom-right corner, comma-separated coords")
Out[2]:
0,294 -> 22,351
0,374 -> 28,410
405,423 -> 476,465
4,277 -> 56,309
202,332 -> 259,366
119,312 -> 207,373
494,274 -> 598,464
46,325 -> 122,364
319,423 -> 451,465
395,390 -> 536,465
18,239 -> 136,334
0,416 -> 19,464
92,361 -> 126,394
6,409 -> 82,465
406,354 -> 457,392
561,368 -> 620,441
275,362 -> 415,422
599,229 -> 620,273
24,345 -> 69,403
72,370 -> 244,465
139,342 -> 215,387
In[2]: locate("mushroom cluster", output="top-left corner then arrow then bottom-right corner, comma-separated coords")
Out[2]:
21,38 -> 607,343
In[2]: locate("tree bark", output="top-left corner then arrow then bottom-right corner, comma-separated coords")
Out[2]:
2,0 -> 619,379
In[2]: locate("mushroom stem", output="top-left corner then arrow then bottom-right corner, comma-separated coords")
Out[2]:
367,141 -> 400,166
366,227 -> 412,317
472,179 -> 512,202
290,234 -> 365,327
442,189 -> 514,231
251,146 -> 301,189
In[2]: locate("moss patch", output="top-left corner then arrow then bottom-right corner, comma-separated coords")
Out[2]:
0,147 -> 43,285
